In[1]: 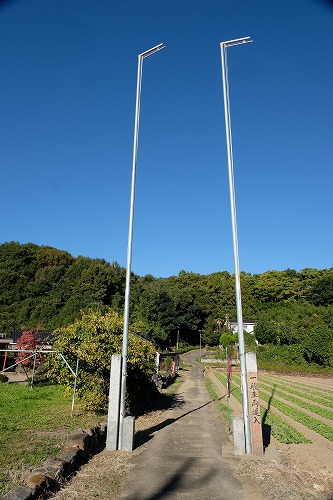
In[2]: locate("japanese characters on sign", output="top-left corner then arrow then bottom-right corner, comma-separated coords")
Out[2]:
247,370 -> 263,455
249,376 -> 261,425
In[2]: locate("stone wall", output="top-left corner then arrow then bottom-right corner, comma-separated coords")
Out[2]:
2,423 -> 107,500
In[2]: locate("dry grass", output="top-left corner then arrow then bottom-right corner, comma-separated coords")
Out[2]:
50,452 -> 132,499
50,380 -> 182,499
237,458 -> 333,500
50,409 -> 166,499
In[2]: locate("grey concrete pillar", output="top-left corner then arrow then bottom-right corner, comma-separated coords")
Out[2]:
122,415 -> 135,451
106,354 -> 122,450
233,416 -> 245,455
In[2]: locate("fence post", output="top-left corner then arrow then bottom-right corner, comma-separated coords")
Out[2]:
71,356 -> 80,416
30,353 -> 37,389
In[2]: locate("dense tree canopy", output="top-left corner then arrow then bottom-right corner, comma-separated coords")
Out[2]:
0,242 -> 126,332
0,242 -> 332,365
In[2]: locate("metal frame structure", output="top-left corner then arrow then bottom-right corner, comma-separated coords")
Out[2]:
220,36 -> 253,453
118,43 -> 165,450
0,349 -> 79,414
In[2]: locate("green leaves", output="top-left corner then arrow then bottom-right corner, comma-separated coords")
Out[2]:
47,309 -> 157,413
232,373 -> 333,442
214,372 -> 311,444
219,328 -> 234,348
0,241 -> 332,362
308,272 -> 333,306
0,242 -> 127,331
303,326 -> 333,367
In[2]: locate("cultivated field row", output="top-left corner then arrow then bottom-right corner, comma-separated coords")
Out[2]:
211,370 -> 333,444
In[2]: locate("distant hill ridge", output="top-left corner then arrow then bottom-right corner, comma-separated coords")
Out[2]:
0,241 -> 332,349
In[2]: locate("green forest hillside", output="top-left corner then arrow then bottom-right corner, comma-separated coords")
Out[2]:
1,242 -> 333,367
0,241 -> 127,332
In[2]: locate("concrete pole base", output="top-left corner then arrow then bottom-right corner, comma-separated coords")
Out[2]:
121,416 -> 135,451
106,354 -> 136,451
233,416 -> 246,455
106,354 -> 122,451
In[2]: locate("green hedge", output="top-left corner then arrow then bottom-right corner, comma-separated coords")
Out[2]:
256,344 -> 307,370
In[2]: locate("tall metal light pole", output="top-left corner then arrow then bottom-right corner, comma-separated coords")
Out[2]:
118,43 -> 165,449
220,36 -> 253,454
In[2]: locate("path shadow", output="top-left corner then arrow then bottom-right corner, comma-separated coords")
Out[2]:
135,396 -> 220,448
143,457 -> 216,500
261,384 -> 276,450
125,451 -> 243,499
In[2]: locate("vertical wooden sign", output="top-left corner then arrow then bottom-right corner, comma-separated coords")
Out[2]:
246,352 -> 264,455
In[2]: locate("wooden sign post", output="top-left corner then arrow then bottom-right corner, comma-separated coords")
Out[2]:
246,352 -> 264,455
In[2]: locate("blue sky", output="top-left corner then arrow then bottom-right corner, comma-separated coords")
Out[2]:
1,0 -> 332,278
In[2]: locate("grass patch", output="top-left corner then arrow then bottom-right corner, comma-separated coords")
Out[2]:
257,360 -> 333,376
164,373 -> 184,396
179,360 -> 191,371
0,384 -> 103,494
205,377 -> 230,427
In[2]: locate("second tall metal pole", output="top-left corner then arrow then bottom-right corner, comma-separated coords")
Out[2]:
220,40 -> 252,454
118,53 -> 143,450
118,44 -> 164,450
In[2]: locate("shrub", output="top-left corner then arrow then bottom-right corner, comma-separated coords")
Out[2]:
47,309 -> 157,413
254,320 -> 277,344
160,356 -> 173,372
15,330 -> 42,369
0,373 -> 8,383
256,343 -> 306,370
244,331 -> 257,351
219,330 -> 233,348
303,326 -> 333,367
